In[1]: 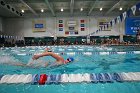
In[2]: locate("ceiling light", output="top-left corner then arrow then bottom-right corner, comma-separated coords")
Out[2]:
119,7 -> 122,11
80,8 -> 83,11
21,10 -> 24,13
61,8 -> 63,12
100,8 -> 102,11
41,9 -> 44,12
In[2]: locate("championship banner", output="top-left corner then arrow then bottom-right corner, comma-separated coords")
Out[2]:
58,20 -> 64,31
125,17 -> 140,35
65,20 -> 78,35
80,19 -> 86,31
32,20 -> 46,32
98,19 -> 111,31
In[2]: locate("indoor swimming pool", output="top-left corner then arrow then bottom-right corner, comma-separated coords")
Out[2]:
0,45 -> 140,93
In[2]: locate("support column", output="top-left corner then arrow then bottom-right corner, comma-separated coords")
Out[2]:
87,16 -> 90,44
54,17 -> 57,40
119,21 -> 124,42
120,34 -> 123,42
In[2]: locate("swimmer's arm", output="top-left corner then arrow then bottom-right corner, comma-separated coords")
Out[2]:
11,62 -> 35,68
32,52 -> 52,60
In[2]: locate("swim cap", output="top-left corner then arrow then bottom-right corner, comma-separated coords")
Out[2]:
67,57 -> 74,62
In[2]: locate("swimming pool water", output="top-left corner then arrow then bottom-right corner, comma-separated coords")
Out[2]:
0,45 -> 140,93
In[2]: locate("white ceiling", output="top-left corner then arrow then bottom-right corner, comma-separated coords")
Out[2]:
0,0 -> 140,17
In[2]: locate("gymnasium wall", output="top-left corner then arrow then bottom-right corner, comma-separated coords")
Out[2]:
2,16 -> 125,37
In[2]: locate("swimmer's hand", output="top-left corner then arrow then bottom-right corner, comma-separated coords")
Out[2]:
45,48 -> 50,51
32,55 -> 40,60
44,48 -> 52,52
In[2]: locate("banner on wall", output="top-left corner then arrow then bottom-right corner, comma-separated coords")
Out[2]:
125,17 -> 140,35
58,20 -> 64,31
32,20 -> 46,32
65,20 -> 78,35
98,19 -> 111,31
80,19 -> 86,31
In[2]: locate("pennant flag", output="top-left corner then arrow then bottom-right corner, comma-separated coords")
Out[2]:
131,5 -> 136,15
96,30 -> 98,33
136,2 -> 140,12
5,36 -> 8,38
107,24 -> 109,28
117,16 -> 120,23
104,25 -> 105,30
108,22 -> 110,27
100,26 -> 103,30
105,25 -> 107,29
110,21 -> 112,27
123,12 -> 127,20
120,14 -> 123,22
112,19 -> 115,26
115,18 -> 117,24
127,9 -> 131,17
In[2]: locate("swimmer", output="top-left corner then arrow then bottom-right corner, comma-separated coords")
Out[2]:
0,48 -> 74,68
32,48 -> 74,67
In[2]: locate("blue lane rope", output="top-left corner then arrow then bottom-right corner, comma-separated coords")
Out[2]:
1,72 -> 140,85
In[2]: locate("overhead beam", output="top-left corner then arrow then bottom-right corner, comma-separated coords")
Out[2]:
6,1 -> 44,4
44,0 -> 55,17
19,0 -> 38,16
88,0 -> 98,16
70,0 -> 74,15
105,0 -> 123,15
